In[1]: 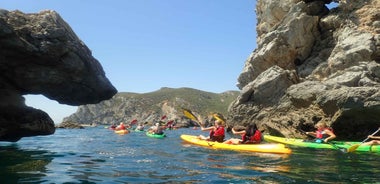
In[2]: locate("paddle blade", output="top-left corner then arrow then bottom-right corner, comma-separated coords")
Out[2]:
212,113 -> 226,125
182,108 -> 198,122
161,115 -> 167,120
166,120 -> 174,125
182,108 -> 204,127
130,119 -> 138,125
347,144 -> 360,153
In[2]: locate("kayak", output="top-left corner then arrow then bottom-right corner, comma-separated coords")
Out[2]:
180,134 -> 291,154
134,129 -> 145,132
114,129 -> 129,135
146,132 -> 166,139
264,135 -> 380,152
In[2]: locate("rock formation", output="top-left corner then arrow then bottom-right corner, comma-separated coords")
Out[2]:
0,9 -> 117,141
228,0 -> 380,140
55,121 -> 84,129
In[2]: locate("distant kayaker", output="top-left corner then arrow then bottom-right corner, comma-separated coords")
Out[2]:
135,123 -> 145,131
306,122 -> 336,143
198,119 -> 225,142
149,123 -> 164,135
115,122 -> 126,130
223,124 -> 262,144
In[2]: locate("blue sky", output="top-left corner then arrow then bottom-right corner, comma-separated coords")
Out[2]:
2,1 -> 257,123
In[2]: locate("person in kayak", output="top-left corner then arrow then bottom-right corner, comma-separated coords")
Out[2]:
306,122 -> 336,143
223,124 -> 262,144
363,134 -> 380,146
149,123 -> 164,135
115,122 -> 126,130
135,123 -> 145,131
198,119 -> 225,142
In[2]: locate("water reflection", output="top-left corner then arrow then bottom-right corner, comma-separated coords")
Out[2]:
0,144 -> 52,183
179,146 -> 293,183
279,148 -> 380,183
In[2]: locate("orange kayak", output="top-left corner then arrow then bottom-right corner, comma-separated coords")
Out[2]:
114,129 -> 129,135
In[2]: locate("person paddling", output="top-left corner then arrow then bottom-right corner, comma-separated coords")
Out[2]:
223,124 -> 262,144
115,122 -> 126,130
362,129 -> 380,146
135,123 -> 145,131
198,119 -> 225,142
347,127 -> 380,152
305,122 -> 336,143
149,123 -> 164,135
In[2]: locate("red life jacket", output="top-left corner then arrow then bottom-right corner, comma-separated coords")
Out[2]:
117,124 -> 126,130
209,126 -> 225,142
242,130 -> 262,144
316,128 -> 333,139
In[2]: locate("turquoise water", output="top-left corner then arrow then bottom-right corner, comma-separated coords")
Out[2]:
1,127 -> 380,183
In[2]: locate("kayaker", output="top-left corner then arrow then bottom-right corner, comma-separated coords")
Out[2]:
223,124 -> 262,144
135,123 -> 144,131
198,119 -> 225,142
305,122 -> 336,143
362,134 -> 380,146
115,122 -> 126,130
149,123 -> 164,135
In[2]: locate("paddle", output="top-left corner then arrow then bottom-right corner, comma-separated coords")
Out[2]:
211,112 -> 233,132
182,108 -> 203,127
347,127 -> 380,153
212,113 -> 226,126
129,119 -> 138,125
161,115 -> 167,120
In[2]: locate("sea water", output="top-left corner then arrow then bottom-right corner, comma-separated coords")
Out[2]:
1,127 -> 379,183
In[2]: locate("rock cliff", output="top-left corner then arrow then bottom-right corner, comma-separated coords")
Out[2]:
228,0 -> 380,140
0,9 -> 117,141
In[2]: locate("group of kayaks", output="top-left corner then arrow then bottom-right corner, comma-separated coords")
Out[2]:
113,127 -> 379,154
180,134 -> 380,154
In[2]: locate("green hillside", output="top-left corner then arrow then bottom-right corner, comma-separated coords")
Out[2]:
63,87 -> 240,125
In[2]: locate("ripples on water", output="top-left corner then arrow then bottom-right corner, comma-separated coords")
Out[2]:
1,127 -> 380,183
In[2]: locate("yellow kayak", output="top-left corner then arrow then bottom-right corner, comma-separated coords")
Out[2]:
180,134 -> 291,154
114,129 -> 129,135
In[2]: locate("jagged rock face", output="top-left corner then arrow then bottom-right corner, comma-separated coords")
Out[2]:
229,0 -> 380,140
0,9 -> 117,141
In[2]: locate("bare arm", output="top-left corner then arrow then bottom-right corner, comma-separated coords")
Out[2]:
368,135 -> 380,140
306,131 -> 317,137
201,126 -> 214,131
323,129 -> 336,142
232,128 -> 245,135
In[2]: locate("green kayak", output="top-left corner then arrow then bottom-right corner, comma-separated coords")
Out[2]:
146,132 -> 166,139
264,135 -> 380,152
